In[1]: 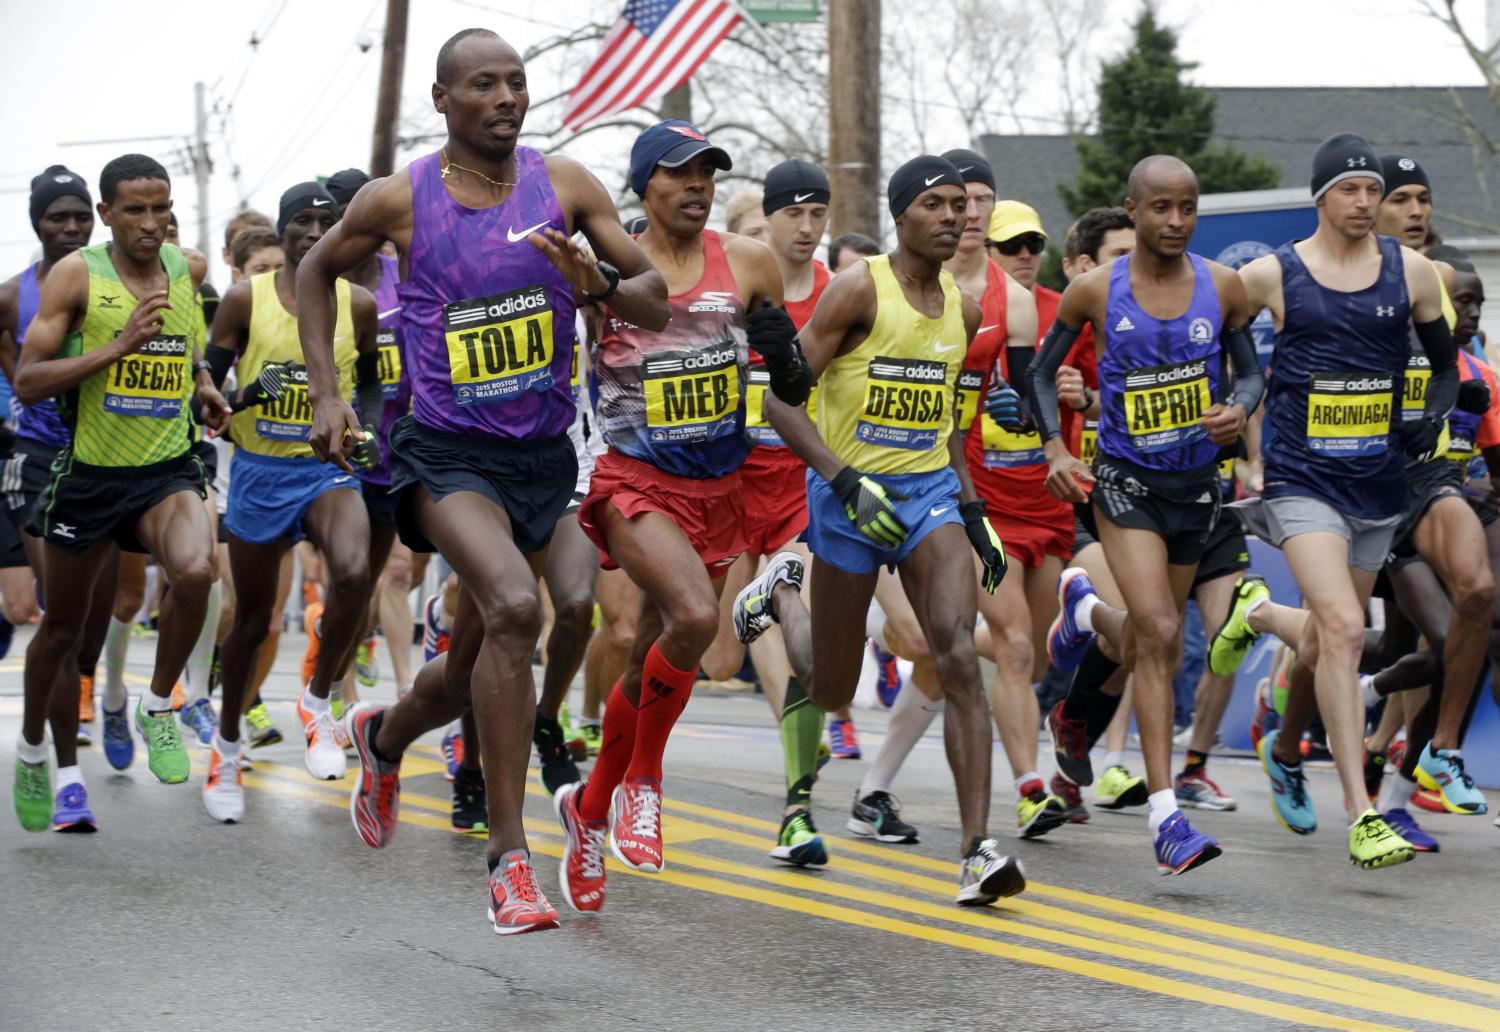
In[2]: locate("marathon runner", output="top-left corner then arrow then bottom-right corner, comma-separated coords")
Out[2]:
828,233 -> 880,274
309,29 -> 669,935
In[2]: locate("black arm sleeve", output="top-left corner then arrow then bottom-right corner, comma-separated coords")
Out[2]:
1415,316 -> 1458,422
1222,324 -> 1265,414
766,342 -> 813,407
1024,320 -> 1081,443
1005,345 -> 1034,397
203,344 -> 236,388
354,349 -> 384,428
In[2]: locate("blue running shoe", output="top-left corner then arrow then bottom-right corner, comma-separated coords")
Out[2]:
1258,729 -> 1316,835
1415,744 -> 1488,814
1153,811 -> 1221,875
1382,807 -> 1438,852
1047,567 -> 1097,672
441,722 -> 463,781
178,698 -> 217,749
52,782 -> 97,833
101,699 -> 135,771
871,642 -> 902,708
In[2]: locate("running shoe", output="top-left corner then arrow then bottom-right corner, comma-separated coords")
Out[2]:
355,636 -> 379,687
170,682 -> 185,711
1050,772 -> 1089,823
1258,729 -> 1315,835
1174,770 -> 1237,811
956,838 -> 1026,906
488,850 -> 559,935
1382,807 -> 1438,853
1411,788 -> 1446,814
1046,567 -> 1097,672
296,687 -> 346,781
578,721 -> 602,758
134,696 -> 190,784
1248,677 -> 1277,750
245,703 -> 283,748
300,602 -> 323,688
1208,574 -> 1268,677
732,551 -> 804,644
1047,699 -> 1094,786
1153,811 -> 1222,875
555,781 -> 607,913
202,740 -> 245,824
770,808 -> 828,867
347,703 -> 400,849
848,789 -> 920,843
828,718 -> 861,760
440,721 -> 464,781
52,781 -> 96,833
13,757 -> 50,832
1386,736 -> 1406,775
101,698 -> 134,771
871,642 -> 902,708
1094,764 -> 1148,809
533,709 -> 581,796
559,701 -> 588,761
1415,744 -> 1488,814
178,698 -> 217,749
77,674 -> 96,745
452,766 -> 487,832
1017,788 -> 1068,839
1362,748 -> 1388,803
610,777 -> 665,872
422,594 -> 450,661
1348,810 -> 1415,870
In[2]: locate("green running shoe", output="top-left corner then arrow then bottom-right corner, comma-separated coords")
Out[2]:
1095,764 -> 1148,810
330,695 -> 346,723
770,808 -> 828,867
135,697 -> 190,784
246,703 -> 283,748
14,756 -> 50,832
1209,575 -> 1270,677
1017,790 -> 1068,839
1349,809 -> 1415,870
578,722 -> 602,758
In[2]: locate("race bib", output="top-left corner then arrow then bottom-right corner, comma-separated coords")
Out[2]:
1080,419 -> 1098,467
254,362 -> 314,443
955,367 -> 985,433
1305,372 -> 1394,456
1448,431 -> 1477,465
856,358 -> 949,451
1401,352 -> 1429,421
1123,359 -> 1210,454
103,335 -> 186,419
980,411 -> 1044,468
443,286 -> 555,407
376,329 -> 402,401
745,367 -> 819,446
642,344 -> 741,444
570,340 -> 582,400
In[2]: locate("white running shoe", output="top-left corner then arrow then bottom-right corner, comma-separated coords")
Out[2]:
732,551 -> 805,644
296,686 -> 347,781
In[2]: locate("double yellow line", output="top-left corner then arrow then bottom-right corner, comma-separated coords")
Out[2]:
227,749 -> 1500,1032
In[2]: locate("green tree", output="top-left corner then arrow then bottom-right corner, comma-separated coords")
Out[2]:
1059,2 -> 1280,217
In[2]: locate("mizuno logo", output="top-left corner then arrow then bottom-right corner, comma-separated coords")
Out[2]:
377,306 -> 402,320
311,198 -> 331,206
507,220 -> 550,244
793,192 -> 814,203
53,523 -> 75,538
924,175 -> 943,186
99,294 -> 120,309
1115,316 -> 1135,332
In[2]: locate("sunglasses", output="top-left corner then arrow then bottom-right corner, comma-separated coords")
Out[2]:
989,234 -> 1046,256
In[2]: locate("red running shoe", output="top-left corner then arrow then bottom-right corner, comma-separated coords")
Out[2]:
1048,699 -> 1094,787
1050,772 -> 1089,823
610,777 -> 665,872
555,781 -> 607,913
1410,787 -> 1446,814
346,703 -> 400,848
488,850 -> 559,935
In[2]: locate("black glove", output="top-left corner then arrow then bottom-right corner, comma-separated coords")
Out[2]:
351,422 -> 381,472
831,466 -> 908,548
746,298 -> 798,367
1458,377 -> 1491,415
242,363 -> 292,408
960,499 -> 1007,593
1395,415 -> 1445,461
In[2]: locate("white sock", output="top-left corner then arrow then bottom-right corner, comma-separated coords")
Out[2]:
300,690 -> 331,715
1359,674 -> 1378,709
1102,750 -> 1125,771
1377,771 -> 1418,812
55,764 -> 83,789
183,581 -> 222,704
1075,592 -> 1101,633
102,616 -> 131,710
859,689 -> 942,797
1015,771 -> 1041,798
1245,594 -> 1267,622
431,596 -> 450,633
213,732 -> 241,758
1146,788 -> 1178,835
16,735 -> 48,765
144,687 -> 174,713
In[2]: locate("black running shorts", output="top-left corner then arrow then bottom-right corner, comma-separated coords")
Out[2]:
1089,453 -> 1221,567
30,450 -> 208,553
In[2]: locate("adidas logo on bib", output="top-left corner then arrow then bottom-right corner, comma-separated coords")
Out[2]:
1115,316 -> 1135,332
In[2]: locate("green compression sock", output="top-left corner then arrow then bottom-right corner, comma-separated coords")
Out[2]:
779,676 -> 823,808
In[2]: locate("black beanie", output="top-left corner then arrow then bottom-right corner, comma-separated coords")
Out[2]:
762,159 -> 830,215
1310,132 -> 1383,201
325,168 -> 371,210
888,155 -> 964,218
277,181 -> 339,233
29,165 -> 92,234
940,148 -> 995,191
1379,153 -> 1431,196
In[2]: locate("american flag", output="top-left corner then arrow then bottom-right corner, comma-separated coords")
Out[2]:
562,0 -> 743,130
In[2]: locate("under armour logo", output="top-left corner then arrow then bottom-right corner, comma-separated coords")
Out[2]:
1347,157 -> 1367,168
1376,305 -> 1395,317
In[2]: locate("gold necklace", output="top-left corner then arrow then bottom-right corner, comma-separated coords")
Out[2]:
440,149 -> 516,188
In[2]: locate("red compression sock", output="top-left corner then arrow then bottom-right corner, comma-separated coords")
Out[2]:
624,642 -> 697,783
578,681 -> 638,821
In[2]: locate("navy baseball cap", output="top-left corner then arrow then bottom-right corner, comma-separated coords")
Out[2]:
629,120 -> 733,198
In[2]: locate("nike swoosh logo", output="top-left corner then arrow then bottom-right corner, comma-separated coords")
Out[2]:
930,506 -> 951,518
933,341 -> 959,353
377,307 -> 402,320
977,324 -> 999,335
311,199 -> 331,206
924,175 -> 943,186
793,192 -> 814,203
507,220 -> 551,243
958,166 -> 973,173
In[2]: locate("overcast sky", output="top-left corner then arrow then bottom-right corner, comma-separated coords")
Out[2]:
0,0 -> 1488,284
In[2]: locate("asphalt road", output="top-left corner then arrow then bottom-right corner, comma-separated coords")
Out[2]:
2,627 -> 1499,1032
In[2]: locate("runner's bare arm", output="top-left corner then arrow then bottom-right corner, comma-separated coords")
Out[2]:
544,155 -> 668,331
1029,270 -> 1102,503
183,248 -> 209,290
1405,248 -> 1458,425
0,277 -> 18,384
350,285 -> 384,431
950,293 -> 984,505
1237,253 -> 1284,332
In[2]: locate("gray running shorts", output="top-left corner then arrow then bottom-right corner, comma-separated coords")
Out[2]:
1229,494 -> 1401,573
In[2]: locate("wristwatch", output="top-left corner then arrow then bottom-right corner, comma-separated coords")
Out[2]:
584,260 -> 621,303
194,359 -> 214,379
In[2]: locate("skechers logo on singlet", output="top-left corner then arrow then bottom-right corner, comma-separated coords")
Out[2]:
1122,359 -> 1209,454
443,286 -> 556,407
104,335 -> 187,418
688,291 -> 738,315
1305,372 -> 1394,456
376,328 -> 402,401
254,363 -> 315,442
857,358 -> 949,451
642,344 -> 740,443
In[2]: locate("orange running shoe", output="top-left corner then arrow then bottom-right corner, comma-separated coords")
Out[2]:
170,682 -> 185,711
302,579 -> 323,608
301,602 -> 324,688
78,675 -> 97,723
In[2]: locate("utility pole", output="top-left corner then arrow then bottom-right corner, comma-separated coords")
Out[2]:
193,81 -> 212,259
370,0 -> 410,177
660,81 -> 691,122
827,0 -> 881,243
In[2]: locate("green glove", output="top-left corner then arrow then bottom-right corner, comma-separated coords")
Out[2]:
831,467 -> 908,548
960,499 -> 1008,594
351,423 -> 381,472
